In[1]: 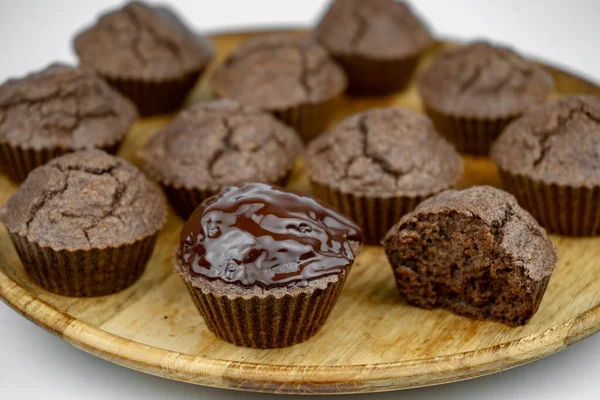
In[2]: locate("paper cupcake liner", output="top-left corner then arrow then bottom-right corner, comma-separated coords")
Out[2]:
6,230 -> 158,297
0,141 -> 121,183
102,69 -> 204,116
334,53 -> 422,95
423,105 -> 516,155
272,95 -> 342,143
498,169 -> 600,236
310,181 -> 425,245
182,273 -> 347,348
156,170 -> 293,219
162,185 -> 215,220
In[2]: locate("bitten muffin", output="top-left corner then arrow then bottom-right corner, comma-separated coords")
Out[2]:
418,42 -> 554,154
174,182 -> 363,348
210,34 -> 347,142
383,186 -> 558,326
306,107 -> 463,244
139,100 -> 303,217
491,95 -> 600,236
74,1 -> 214,115
0,64 -> 137,182
315,0 -> 432,94
0,150 -> 166,297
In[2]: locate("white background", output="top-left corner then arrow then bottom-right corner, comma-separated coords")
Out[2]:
1,1 -> 599,399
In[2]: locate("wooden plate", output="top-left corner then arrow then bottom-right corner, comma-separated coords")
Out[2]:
1,30 -> 600,395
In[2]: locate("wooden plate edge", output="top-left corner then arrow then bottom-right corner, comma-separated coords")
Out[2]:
1,30 -> 600,394
1,268 -> 599,394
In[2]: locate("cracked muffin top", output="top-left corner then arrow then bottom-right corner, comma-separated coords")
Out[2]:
210,34 -> 347,110
74,1 -> 214,80
314,0 -> 432,59
0,64 -> 137,150
384,185 -> 557,281
491,95 -> 600,187
418,42 -> 554,118
0,149 -> 166,251
139,100 -> 303,190
306,107 -> 463,197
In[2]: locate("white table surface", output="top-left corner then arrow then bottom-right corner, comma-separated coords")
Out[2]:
1,1 -> 599,399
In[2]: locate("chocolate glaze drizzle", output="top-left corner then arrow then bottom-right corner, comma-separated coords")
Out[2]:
179,182 -> 363,288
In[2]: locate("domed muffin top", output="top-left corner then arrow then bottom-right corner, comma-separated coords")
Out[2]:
0,149 -> 166,251
0,64 -> 137,149
74,1 -> 214,79
492,95 -> 600,187
139,100 -> 303,191
210,34 -> 347,110
306,107 -> 463,197
315,0 -> 432,59
419,42 -> 554,118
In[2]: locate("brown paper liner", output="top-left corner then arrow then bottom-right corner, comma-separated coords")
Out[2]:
7,230 -> 158,297
0,141 -> 121,183
333,53 -> 422,95
156,170 -> 293,219
162,185 -> 215,220
424,105 -> 517,155
271,94 -> 342,143
102,69 -> 204,116
310,181 -> 425,245
498,169 -> 600,236
182,273 -> 347,348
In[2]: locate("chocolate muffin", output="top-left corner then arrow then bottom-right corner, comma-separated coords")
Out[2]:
491,95 -> 600,236
306,107 -> 463,244
210,34 -> 347,142
174,182 -> 363,348
139,100 -> 303,217
0,149 -> 166,297
418,42 -> 554,154
315,0 -> 432,94
383,186 -> 558,326
74,1 -> 214,116
0,64 -> 137,182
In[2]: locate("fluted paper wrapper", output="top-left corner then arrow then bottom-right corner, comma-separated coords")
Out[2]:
424,105 -> 516,155
102,69 -> 203,116
272,95 -> 342,143
334,53 -> 422,95
311,181 -> 424,245
7,230 -> 158,297
183,273 -> 347,349
499,169 -> 600,236
155,169 -> 293,219
162,185 -> 215,220
0,141 -> 121,183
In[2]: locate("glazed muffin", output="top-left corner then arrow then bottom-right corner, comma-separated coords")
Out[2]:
0,64 -> 137,182
139,100 -> 303,217
74,1 -> 214,116
174,182 -> 363,348
383,186 -> 558,326
418,42 -> 554,154
0,150 -> 166,297
315,0 -> 432,95
306,107 -> 463,244
210,34 -> 347,142
491,95 -> 600,236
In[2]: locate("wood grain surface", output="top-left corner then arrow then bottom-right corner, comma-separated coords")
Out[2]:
1,30 -> 600,394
